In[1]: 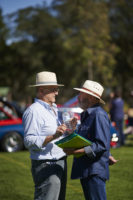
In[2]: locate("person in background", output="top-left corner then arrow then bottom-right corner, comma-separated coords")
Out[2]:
109,90 -> 125,147
23,71 -> 67,200
124,91 -> 133,136
63,80 -> 113,200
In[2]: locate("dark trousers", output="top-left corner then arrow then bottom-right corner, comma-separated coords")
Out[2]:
115,119 -> 125,145
31,158 -> 67,200
80,176 -> 106,200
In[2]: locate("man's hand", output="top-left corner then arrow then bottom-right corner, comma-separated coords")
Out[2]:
63,147 -> 84,155
54,124 -> 67,138
63,148 -> 76,155
66,117 -> 78,134
109,155 -> 119,165
43,124 -> 67,146
70,117 -> 78,131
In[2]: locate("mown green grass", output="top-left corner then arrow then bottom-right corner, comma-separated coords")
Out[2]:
0,135 -> 133,200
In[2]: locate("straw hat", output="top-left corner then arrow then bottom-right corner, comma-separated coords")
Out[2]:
29,71 -> 64,87
74,80 -> 105,104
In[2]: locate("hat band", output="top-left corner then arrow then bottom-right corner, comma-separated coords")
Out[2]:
36,81 -> 58,85
82,87 -> 101,98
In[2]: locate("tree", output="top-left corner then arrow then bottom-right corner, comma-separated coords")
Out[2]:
1,1 -> 118,103
51,0 -> 117,92
108,0 -> 133,101
0,8 -> 12,88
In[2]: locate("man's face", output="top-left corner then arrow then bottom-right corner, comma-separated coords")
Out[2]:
39,86 -> 59,105
78,92 -> 95,110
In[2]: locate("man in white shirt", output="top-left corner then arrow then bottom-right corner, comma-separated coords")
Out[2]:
23,71 -> 67,200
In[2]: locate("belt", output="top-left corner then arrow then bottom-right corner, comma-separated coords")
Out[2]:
43,156 -> 67,163
32,156 -> 67,172
32,156 -> 67,166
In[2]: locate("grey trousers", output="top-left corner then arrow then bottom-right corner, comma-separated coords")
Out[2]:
31,158 -> 67,200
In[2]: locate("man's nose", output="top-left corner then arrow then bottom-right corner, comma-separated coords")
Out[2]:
55,91 -> 59,95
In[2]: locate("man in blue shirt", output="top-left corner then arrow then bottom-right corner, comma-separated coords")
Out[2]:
64,80 -> 111,200
23,71 -> 67,200
109,90 -> 125,146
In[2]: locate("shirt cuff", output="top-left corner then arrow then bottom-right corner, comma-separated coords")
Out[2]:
24,135 -> 46,150
84,146 -> 96,159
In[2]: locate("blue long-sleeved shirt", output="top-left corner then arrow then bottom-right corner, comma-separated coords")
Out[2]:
22,98 -> 66,160
71,104 -> 111,180
110,97 -> 124,121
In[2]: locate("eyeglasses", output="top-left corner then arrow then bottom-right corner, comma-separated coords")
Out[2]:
45,88 -> 59,93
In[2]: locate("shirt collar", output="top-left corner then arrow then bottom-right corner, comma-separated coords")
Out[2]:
86,103 -> 100,115
34,98 -> 57,110
81,104 -> 100,121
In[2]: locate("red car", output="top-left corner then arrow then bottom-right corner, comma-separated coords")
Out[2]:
0,100 -> 24,152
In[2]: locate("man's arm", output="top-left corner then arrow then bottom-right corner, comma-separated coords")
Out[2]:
63,147 -> 85,155
43,124 -> 67,146
109,155 -> 119,165
64,113 -> 110,159
23,109 -> 66,150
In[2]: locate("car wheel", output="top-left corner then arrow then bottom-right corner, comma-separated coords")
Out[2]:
1,132 -> 24,152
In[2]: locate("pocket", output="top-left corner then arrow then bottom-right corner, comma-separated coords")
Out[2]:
92,175 -> 106,185
32,161 -> 49,185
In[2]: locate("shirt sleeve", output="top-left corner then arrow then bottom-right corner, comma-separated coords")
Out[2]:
84,112 -> 111,158
22,109 -> 46,151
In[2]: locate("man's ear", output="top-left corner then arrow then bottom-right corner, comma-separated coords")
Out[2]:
40,88 -> 43,93
39,86 -> 43,92
38,87 -> 44,96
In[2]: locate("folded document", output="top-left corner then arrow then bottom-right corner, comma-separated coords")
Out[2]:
55,132 -> 92,157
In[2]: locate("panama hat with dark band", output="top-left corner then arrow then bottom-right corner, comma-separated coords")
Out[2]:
74,80 -> 105,104
29,71 -> 64,87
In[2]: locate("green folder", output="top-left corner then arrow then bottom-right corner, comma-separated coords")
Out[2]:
55,132 -> 92,157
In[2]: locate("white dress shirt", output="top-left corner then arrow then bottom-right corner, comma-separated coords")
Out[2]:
22,98 -> 66,160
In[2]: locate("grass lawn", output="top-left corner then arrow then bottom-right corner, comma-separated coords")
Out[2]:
0,135 -> 133,200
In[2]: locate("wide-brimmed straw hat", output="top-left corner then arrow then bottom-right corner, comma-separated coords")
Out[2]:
29,71 -> 64,87
74,80 -> 105,104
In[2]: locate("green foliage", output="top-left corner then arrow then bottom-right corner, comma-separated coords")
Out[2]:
0,0 -> 132,104
0,9 -> 9,41
53,0 -> 117,86
109,0 -> 133,101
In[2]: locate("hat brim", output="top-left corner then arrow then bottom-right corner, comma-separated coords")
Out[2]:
74,88 -> 105,104
29,83 -> 64,87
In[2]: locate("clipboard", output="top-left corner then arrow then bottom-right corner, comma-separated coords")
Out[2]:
55,132 -> 92,157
